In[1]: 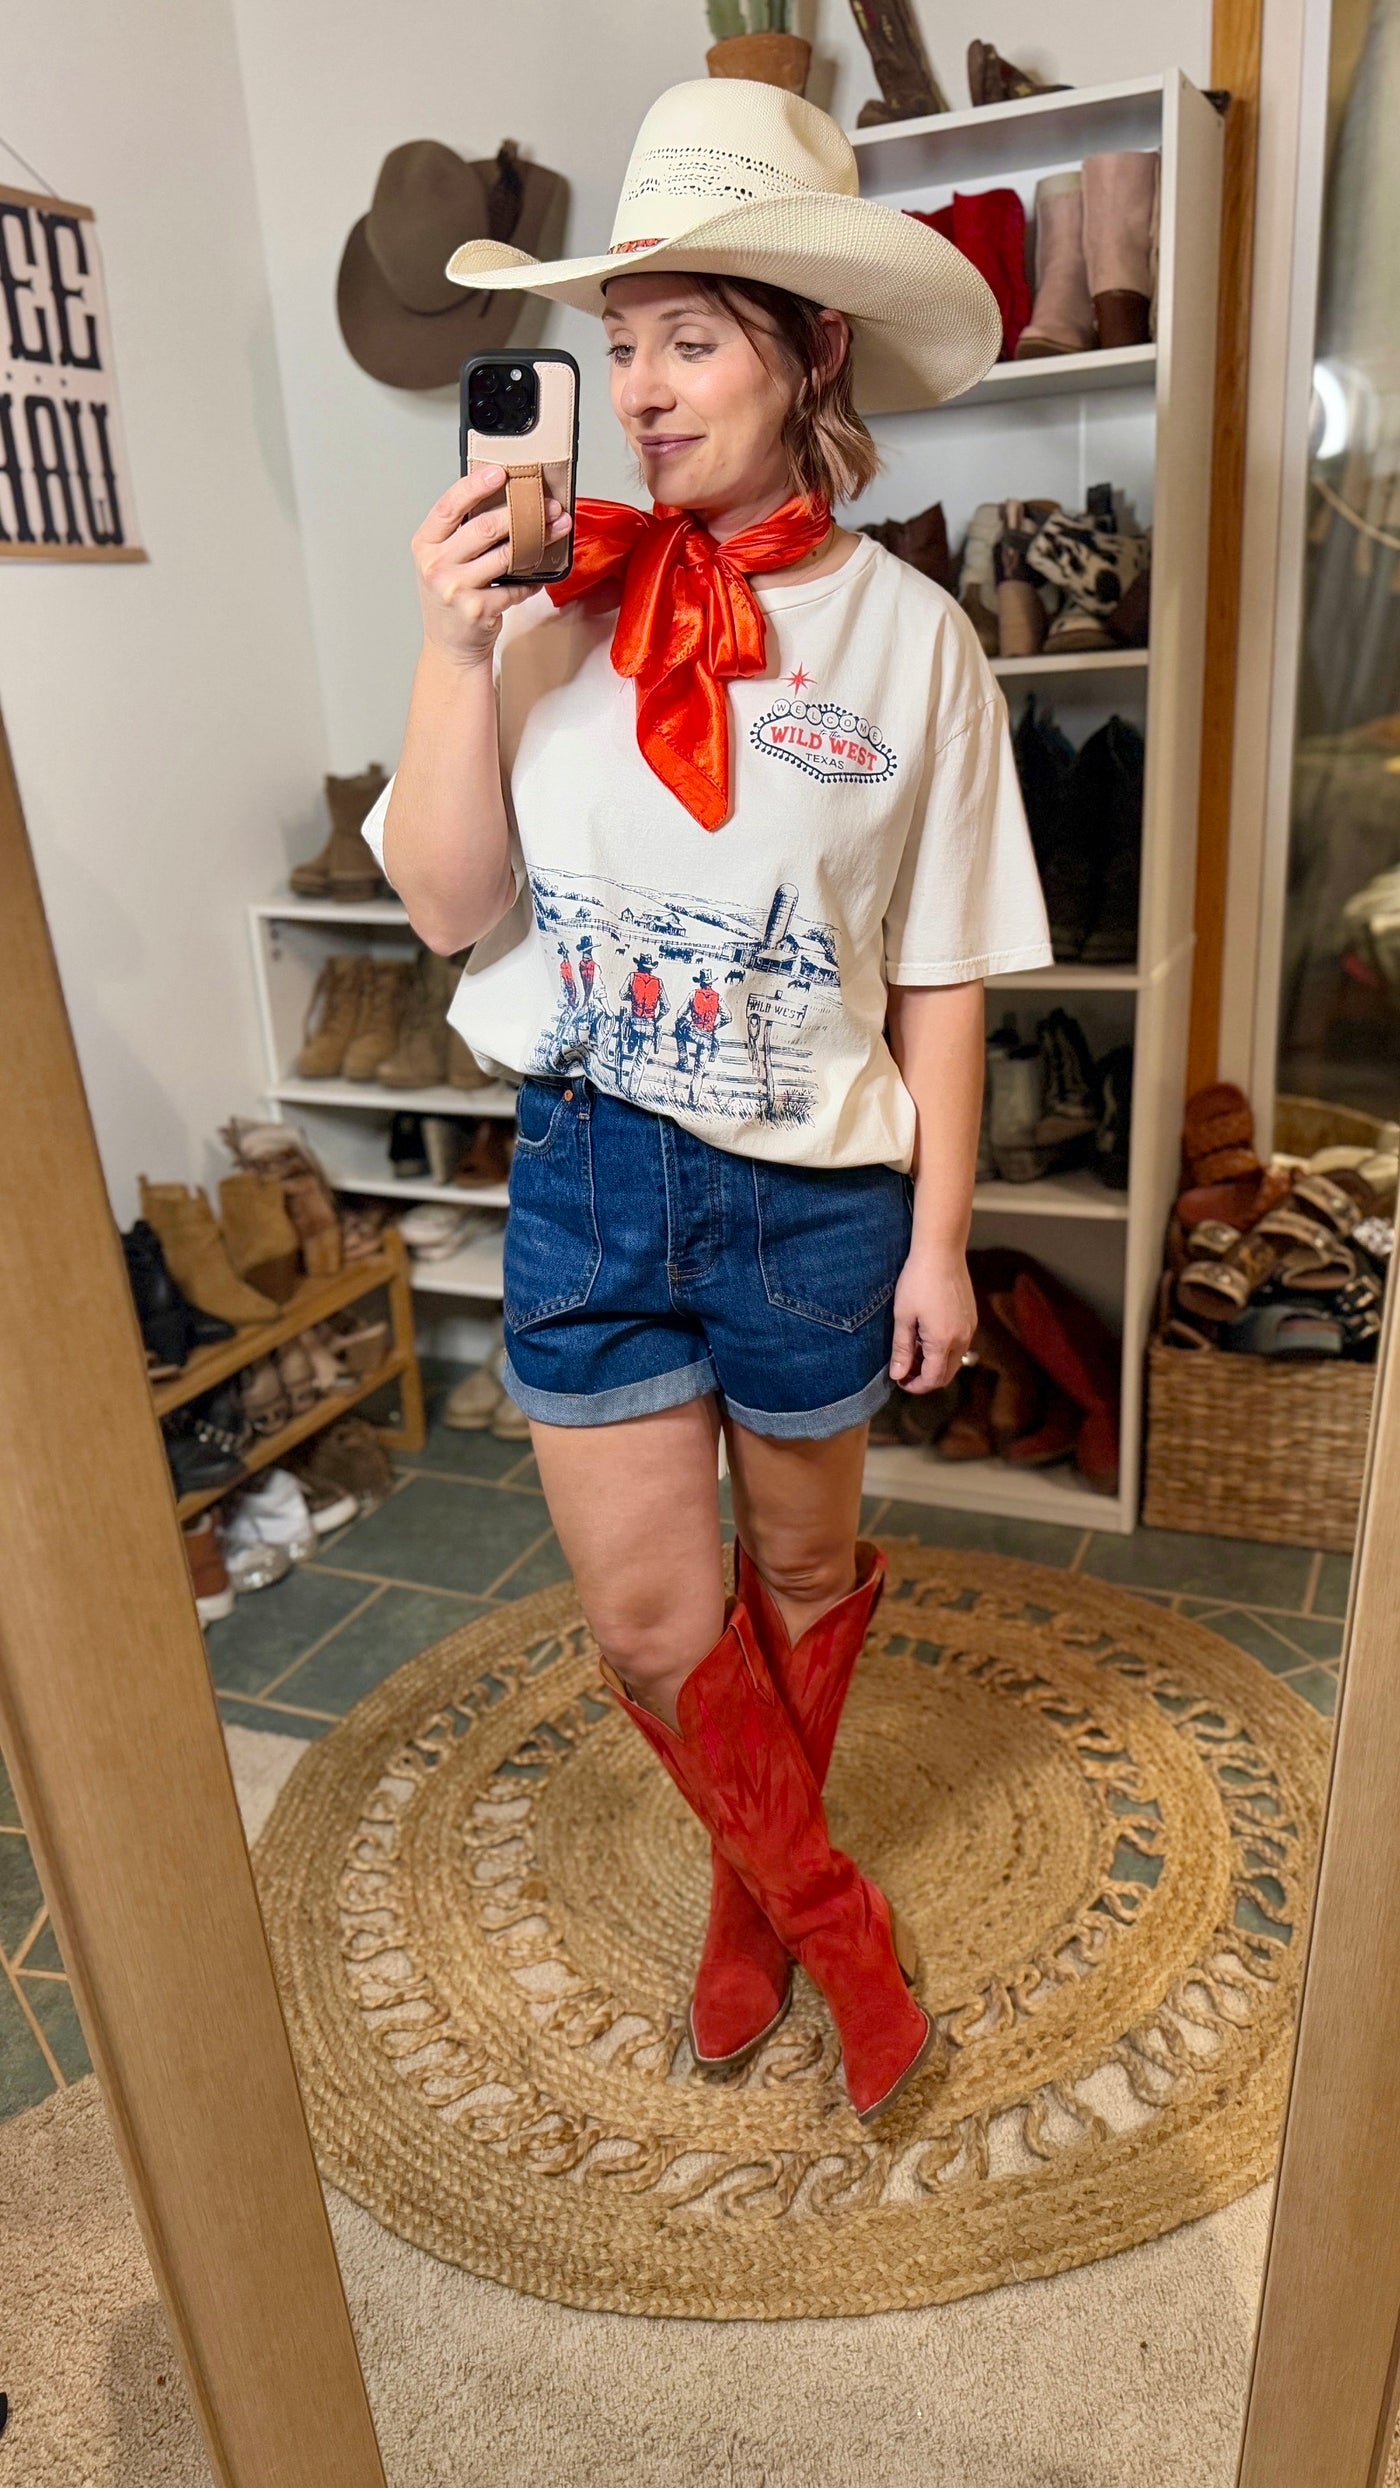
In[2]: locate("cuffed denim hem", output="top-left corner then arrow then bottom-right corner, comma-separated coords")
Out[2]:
501,1352 -> 719,1429
721,1364 -> 893,1442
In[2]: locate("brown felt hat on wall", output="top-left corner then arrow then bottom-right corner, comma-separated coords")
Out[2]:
337,139 -> 568,391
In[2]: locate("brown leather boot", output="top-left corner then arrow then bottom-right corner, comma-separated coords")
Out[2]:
377,951 -> 455,1090
451,1119 -> 513,1188
218,1173 -> 301,1303
342,958 -> 409,1081
283,1172 -> 342,1277
295,956 -> 368,1079
290,765 -> 388,902
138,1181 -> 277,1326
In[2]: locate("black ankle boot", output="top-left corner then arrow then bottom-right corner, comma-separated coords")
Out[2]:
122,1221 -> 235,1367
1076,716 -> 1145,964
1013,697 -> 1086,958
1095,1045 -> 1134,1189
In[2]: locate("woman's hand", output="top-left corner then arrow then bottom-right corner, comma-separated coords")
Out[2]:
411,468 -> 572,670
889,1240 -> 976,1393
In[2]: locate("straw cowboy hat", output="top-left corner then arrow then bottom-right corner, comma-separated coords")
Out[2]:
443,80 -> 1001,414
339,138 -> 567,390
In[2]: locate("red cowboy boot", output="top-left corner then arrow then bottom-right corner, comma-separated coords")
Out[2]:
603,1597 -> 931,2124
688,1543 -> 889,2071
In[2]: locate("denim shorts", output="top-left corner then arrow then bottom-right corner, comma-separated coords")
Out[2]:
501,1077 -> 912,1439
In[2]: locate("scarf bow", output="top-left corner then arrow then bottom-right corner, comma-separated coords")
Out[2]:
548,494 -> 832,829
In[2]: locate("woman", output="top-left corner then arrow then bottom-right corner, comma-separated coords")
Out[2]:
363,80 -> 1052,2124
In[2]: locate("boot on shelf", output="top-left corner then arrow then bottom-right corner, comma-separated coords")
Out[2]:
603,1596 -> 933,2123
1072,716 -> 1145,966
967,40 -> 1070,106
219,1119 -> 343,1276
182,1512 -> 234,1625
295,955 -> 368,1080
1015,172 -> 1095,360
289,765 -> 389,903
688,1542 -> 888,2072
986,1042 -> 1052,1183
122,1219 -> 235,1370
994,501 -> 1048,658
218,1173 -> 301,1304
956,501 -> 1003,657
448,1026 -> 491,1092
283,1172 -> 342,1278
1006,1269 -> 1121,1494
378,950 -> 455,1090
861,500 -> 956,592
452,1119 -> 514,1189
953,189 -> 1031,361
1082,151 -> 1158,349
139,1181 -> 277,1327
342,958 -> 409,1081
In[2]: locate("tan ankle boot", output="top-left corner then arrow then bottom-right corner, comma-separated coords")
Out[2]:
447,1026 -> 490,1091
295,956 -> 367,1079
290,765 -> 388,902
1082,151 -> 1159,348
218,1173 -> 301,1303
342,958 -> 409,1081
1015,172 -> 1095,359
377,951 -> 454,1091
284,1172 -> 343,1277
138,1181 -> 277,1326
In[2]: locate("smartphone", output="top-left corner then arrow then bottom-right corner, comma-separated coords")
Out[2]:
460,348 -> 579,587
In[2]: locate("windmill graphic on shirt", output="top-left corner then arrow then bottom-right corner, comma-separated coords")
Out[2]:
528,864 -> 840,1127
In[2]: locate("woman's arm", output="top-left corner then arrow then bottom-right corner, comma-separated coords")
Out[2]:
382,466 -> 571,955
885,980 -> 984,1393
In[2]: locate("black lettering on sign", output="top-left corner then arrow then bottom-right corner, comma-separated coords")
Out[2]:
24,397 -> 83,544
40,214 -> 101,370
0,395 -> 36,541
0,202 -> 52,364
63,399 -> 124,545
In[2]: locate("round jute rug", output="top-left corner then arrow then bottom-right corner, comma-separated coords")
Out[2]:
253,1546 -> 1329,2320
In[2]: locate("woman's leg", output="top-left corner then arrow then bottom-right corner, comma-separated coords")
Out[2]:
722,1414 -> 871,1646
529,1394 -> 725,1730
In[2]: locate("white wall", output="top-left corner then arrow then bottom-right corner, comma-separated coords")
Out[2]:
231,0 -> 1210,773
0,0 -> 326,1223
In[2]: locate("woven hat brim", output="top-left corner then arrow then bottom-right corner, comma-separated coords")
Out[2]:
338,217 -> 524,390
445,190 -> 1003,413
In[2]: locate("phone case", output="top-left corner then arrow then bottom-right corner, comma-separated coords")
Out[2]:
461,349 -> 579,586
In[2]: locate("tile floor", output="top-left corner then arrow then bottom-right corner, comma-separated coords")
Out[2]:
0,1366 -> 1351,2125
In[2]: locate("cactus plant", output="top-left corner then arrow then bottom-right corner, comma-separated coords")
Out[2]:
706,0 -> 793,36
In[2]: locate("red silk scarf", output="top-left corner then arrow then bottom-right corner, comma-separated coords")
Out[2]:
548,494 -> 832,830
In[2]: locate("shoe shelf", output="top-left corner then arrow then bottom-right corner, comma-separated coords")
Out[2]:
151,1233 -> 428,1520
863,1441 -> 1115,1531
990,648 -> 1150,682
252,895 -> 408,927
404,1229 -> 506,1302
270,1075 -> 518,1120
972,1169 -> 1129,1221
856,70 -> 1222,1534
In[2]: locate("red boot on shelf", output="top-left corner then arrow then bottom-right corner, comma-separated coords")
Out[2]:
1009,1268 -> 1122,1494
687,1542 -> 889,2072
602,1596 -> 933,2124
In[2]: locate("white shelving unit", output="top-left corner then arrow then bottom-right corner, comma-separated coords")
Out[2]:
854,70 -> 1222,1534
245,73 -> 1220,1525
246,895 -> 512,1306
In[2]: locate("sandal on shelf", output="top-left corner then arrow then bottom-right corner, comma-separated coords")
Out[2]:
1290,1173 -> 1361,1238
276,1337 -> 319,1415
325,1310 -> 390,1377
1176,1228 -> 1281,1321
1274,1238 -> 1358,1295
241,1356 -> 291,1437
1164,1312 -> 1220,1352
1220,1303 -> 1344,1360
1188,1219 -> 1243,1260
303,1327 -> 351,1395
1176,1163 -> 1291,1233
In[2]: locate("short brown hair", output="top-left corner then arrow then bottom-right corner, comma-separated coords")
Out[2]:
681,274 -> 881,508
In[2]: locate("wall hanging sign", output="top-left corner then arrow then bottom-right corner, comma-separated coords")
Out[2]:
0,184 -> 144,562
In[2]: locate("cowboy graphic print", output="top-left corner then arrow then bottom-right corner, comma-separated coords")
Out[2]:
530,864 -> 841,1128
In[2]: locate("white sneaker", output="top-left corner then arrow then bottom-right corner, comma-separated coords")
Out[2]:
222,1503 -> 293,1593
397,1202 -> 470,1260
235,1468 -> 319,1564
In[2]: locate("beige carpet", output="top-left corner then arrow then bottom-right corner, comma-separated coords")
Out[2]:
0,1721 -> 1292,2488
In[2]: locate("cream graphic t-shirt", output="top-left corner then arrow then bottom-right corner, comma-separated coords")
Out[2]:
363,531 -> 1051,1172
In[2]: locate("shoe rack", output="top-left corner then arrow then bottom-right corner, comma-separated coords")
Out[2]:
854,72 -> 1222,1533
247,897 -> 513,1308
152,1230 -> 426,1521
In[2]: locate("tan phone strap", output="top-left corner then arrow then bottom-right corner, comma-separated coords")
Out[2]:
504,465 -> 546,572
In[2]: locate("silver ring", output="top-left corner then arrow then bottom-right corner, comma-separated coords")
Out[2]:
960,1350 -> 979,1368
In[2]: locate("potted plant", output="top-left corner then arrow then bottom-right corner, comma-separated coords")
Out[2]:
706,0 -> 811,95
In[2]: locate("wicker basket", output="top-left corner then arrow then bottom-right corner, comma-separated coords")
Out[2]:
1143,1337 -> 1375,1552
